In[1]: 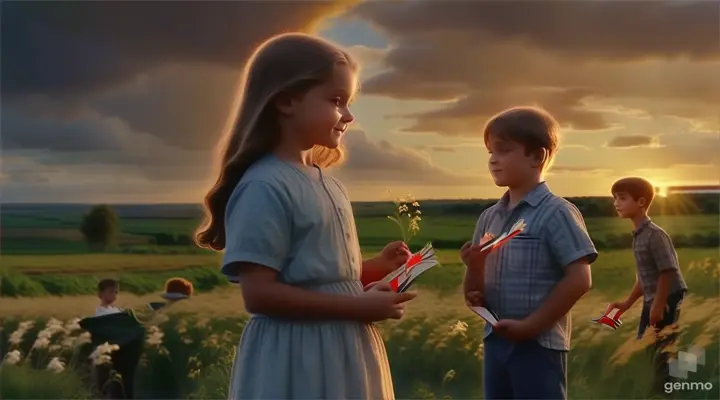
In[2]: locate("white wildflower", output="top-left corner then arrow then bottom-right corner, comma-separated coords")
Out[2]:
76,332 -> 92,345
64,318 -> 81,332
146,326 -> 164,346
32,337 -> 50,349
61,336 -> 77,349
443,369 -> 457,384
386,191 -> 423,243
46,357 -> 65,373
449,320 -> 468,336
93,354 -> 113,366
9,329 -> 26,346
3,350 -> 21,365
37,329 -> 53,340
45,318 -> 64,329
89,342 -> 119,366
18,321 -> 35,331
38,319 -> 66,340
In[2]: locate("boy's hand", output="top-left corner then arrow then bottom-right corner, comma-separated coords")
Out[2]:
649,301 -> 669,326
460,237 -> 492,269
493,318 -> 540,342
465,290 -> 485,307
607,300 -> 630,315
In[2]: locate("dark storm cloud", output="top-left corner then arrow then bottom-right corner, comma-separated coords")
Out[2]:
415,145 -> 457,153
1,107 -> 212,182
1,0 -> 355,96
549,165 -> 608,174
400,88 -> 609,136
348,0 -> 720,136
351,0 -> 719,60
606,135 -> 659,149
332,130 -> 481,185
0,0 -> 368,188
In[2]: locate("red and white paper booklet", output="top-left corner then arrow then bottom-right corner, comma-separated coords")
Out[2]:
591,305 -> 624,330
380,242 -> 439,293
468,305 -> 500,326
478,219 -> 527,253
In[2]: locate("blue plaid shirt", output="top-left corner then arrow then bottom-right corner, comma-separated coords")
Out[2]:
473,182 -> 598,351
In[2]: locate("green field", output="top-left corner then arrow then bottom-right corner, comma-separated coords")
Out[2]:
4,212 -> 719,239
1,205 -> 718,399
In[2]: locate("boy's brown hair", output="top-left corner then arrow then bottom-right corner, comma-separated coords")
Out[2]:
611,177 -> 656,208
164,277 -> 194,297
97,278 -> 119,294
483,106 -> 560,170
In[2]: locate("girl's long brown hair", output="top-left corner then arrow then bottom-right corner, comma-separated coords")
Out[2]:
195,33 -> 357,251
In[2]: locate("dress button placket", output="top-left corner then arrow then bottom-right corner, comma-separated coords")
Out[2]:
320,179 -> 355,276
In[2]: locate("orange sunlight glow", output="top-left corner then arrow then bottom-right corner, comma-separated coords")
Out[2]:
650,180 -> 668,198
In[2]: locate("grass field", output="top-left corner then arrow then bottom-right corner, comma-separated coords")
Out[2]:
3,211 -> 718,253
3,248 -> 719,299
1,205 -> 718,399
3,280 -> 719,399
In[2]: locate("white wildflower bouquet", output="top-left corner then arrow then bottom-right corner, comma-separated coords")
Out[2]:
383,192 -> 439,292
386,192 -> 423,245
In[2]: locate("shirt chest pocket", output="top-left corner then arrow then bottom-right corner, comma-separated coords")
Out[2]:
502,235 -> 557,280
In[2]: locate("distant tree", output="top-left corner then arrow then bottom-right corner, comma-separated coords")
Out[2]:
80,205 -> 119,251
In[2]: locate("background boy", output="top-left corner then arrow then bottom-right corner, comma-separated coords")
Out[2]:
608,177 -> 688,394
462,106 -> 597,400
96,278 -> 122,317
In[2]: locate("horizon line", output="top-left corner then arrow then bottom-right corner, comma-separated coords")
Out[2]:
2,192 -> 704,207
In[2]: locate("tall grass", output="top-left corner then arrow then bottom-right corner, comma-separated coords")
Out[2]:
2,308 -> 718,400
1,253 -> 718,399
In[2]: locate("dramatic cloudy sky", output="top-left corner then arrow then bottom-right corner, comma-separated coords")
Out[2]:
2,0 -> 718,203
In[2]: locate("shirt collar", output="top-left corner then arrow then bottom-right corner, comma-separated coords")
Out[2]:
633,217 -> 652,237
498,181 -> 552,209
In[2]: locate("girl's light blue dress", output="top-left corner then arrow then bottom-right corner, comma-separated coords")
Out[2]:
221,154 -> 394,400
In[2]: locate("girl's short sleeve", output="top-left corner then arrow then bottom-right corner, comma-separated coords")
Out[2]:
221,181 -> 291,278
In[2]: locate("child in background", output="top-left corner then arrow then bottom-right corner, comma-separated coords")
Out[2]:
462,106 -> 597,400
608,177 -> 688,394
96,279 -> 122,317
194,33 -> 416,400
90,278 -> 137,399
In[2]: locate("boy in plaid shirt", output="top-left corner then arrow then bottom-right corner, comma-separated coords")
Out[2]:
462,106 -> 597,399
608,177 -> 687,394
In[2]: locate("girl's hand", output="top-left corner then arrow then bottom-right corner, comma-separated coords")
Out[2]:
379,241 -> 412,272
358,283 -> 417,322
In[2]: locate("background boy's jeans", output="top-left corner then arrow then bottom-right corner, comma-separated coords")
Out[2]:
483,333 -> 567,399
637,289 -> 687,395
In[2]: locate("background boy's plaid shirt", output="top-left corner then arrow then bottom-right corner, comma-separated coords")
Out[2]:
632,218 -> 687,302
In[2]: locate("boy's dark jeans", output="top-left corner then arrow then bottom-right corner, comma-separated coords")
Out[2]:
483,333 -> 568,399
637,289 -> 687,395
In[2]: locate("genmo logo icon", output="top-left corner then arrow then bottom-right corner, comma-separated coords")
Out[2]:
669,346 -> 705,379
665,346 -> 714,394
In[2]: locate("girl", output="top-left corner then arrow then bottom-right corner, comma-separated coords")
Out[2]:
195,33 -> 417,400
